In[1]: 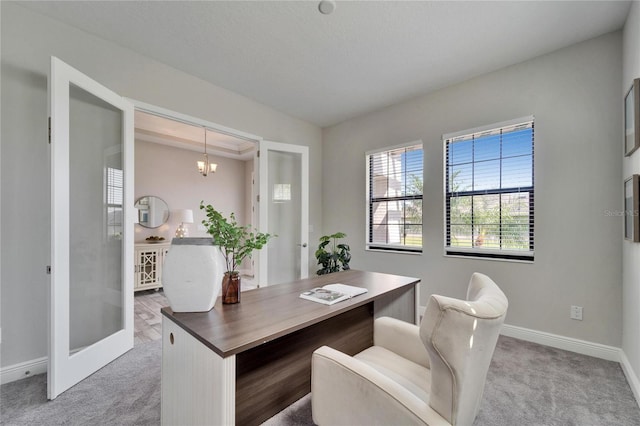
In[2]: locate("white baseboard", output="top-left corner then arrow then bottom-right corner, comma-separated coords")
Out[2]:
418,304 -> 621,362
620,351 -> 640,407
500,324 -> 621,362
1,356 -> 47,385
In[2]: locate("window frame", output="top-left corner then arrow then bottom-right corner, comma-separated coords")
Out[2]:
106,166 -> 124,239
443,116 -> 535,261
365,141 -> 424,254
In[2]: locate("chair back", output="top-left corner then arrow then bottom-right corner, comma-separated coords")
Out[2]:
420,273 -> 508,425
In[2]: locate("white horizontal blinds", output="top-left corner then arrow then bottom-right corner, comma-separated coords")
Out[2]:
368,143 -> 423,251
445,120 -> 534,259
107,167 -> 124,238
107,167 -> 123,205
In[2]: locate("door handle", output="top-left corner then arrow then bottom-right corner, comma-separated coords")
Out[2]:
298,243 -> 308,248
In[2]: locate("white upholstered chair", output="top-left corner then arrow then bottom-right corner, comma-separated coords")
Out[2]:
311,272 -> 508,426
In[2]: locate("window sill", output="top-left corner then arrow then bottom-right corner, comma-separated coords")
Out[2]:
366,247 -> 422,255
444,249 -> 534,263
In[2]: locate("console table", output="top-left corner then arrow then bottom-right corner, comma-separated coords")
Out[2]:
161,269 -> 420,426
134,242 -> 170,291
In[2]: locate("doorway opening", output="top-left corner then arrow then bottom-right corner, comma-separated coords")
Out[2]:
131,106 -> 261,344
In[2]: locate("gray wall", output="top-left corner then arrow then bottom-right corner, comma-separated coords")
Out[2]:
0,2 -> 322,367
322,32 -> 623,347
623,0 -> 640,392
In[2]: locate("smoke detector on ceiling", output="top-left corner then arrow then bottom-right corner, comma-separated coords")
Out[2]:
318,0 -> 336,15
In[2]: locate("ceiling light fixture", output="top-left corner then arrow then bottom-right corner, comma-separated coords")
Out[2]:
318,0 -> 336,15
197,127 -> 218,177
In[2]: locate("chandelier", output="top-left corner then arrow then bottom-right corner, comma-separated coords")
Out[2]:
197,127 -> 218,177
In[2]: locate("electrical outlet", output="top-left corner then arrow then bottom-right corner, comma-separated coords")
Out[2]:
570,305 -> 583,321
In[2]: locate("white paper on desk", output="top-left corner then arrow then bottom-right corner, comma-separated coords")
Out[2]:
299,283 -> 368,305
322,283 -> 368,297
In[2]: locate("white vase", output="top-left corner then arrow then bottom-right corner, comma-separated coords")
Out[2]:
162,237 -> 225,312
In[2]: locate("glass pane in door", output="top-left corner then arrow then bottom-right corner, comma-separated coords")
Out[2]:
267,150 -> 302,285
68,83 -> 123,353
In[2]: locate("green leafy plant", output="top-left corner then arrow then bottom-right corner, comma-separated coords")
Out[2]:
315,232 -> 351,275
200,202 -> 273,275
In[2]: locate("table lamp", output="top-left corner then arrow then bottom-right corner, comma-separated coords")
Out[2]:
174,209 -> 194,238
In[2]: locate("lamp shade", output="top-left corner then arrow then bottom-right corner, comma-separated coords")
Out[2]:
173,209 -> 194,224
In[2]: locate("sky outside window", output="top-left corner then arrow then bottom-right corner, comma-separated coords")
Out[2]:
449,128 -> 533,193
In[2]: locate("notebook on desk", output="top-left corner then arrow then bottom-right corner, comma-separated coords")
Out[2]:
299,283 -> 368,305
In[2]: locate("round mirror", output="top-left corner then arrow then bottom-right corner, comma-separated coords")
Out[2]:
135,196 -> 170,228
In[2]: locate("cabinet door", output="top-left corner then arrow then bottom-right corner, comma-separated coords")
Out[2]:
136,248 -> 161,289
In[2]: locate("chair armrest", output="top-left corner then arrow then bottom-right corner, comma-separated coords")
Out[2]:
374,317 -> 430,368
312,346 -> 449,426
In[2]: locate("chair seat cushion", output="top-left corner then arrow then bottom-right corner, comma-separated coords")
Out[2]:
355,345 -> 431,402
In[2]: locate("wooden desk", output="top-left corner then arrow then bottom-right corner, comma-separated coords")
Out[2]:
161,270 -> 419,426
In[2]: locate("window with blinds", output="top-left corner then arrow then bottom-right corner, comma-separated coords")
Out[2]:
107,167 -> 123,239
445,117 -> 534,260
366,143 -> 423,252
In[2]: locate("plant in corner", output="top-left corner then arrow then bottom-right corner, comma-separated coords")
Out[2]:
315,232 -> 351,275
200,202 -> 273,304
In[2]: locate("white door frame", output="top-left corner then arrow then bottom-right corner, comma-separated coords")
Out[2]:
49,57 -> 134,399
130,100 -> 263,148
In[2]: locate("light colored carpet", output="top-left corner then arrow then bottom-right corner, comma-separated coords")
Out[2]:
1,340 -> 161,425
2,336 -> 639,425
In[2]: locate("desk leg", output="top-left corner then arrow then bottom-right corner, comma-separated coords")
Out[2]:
374,285 -> 416,324
162,316 -> 235,426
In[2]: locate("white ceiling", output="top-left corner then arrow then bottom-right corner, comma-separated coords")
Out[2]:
20,1 -> 631,128
135,111 -> 257,160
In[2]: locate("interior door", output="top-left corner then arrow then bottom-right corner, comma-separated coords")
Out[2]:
48,57 -> 134,399
257,141 -> 309,286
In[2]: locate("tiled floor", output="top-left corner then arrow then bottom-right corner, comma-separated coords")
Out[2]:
134,289 -> 167,345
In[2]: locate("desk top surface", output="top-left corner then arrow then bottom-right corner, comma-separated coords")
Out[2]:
161,269 -> 419,357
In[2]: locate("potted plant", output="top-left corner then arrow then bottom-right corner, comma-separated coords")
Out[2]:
200,202 -> 273,304
315,232 -> 351,275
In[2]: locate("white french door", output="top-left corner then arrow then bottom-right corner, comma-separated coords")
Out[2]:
48,57 -> 134,399
257,141 -> 309,286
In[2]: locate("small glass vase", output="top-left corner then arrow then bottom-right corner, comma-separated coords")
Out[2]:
222,272 -> 241,304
